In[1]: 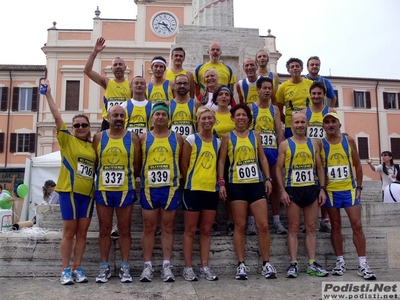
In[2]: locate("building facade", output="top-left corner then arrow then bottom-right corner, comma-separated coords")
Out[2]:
0,0 -> 399,182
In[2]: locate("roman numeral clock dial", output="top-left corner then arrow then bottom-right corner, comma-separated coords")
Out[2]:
151,12 -> 178,38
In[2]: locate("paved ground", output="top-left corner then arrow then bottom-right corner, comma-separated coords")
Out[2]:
1,269 -> 398,300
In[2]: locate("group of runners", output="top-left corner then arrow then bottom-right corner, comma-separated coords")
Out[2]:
45,38 -> 376,285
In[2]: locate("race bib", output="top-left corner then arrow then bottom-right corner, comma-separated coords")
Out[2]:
292,169 -> 314,184
307,126 -> 324,139
237,164 -> 259,181
127,125 -> 147,136
328,166 -> 349,181
260,133 -> 277,148
102,166 -> 125,187
148,167 -> 171,187
171,124 -> 192,138
107,100 -> 124,111
76,158 -> 95,179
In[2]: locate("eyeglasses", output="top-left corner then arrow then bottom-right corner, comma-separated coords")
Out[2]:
73,123 -> 89,128
175,82 -> 189,86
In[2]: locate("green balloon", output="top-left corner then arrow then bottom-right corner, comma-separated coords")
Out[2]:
0,195 -> 13,209
2,190 -> 11,197
17,184 -> 29,198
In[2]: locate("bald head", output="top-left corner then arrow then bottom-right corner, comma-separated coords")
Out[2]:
208,42 -> 222,63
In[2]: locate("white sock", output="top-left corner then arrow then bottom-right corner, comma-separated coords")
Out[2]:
359,256 -> 367,266
145,261 -> 152,268
163,260 -> 170,266
336,256 -> 344,262
273,215 -> 280,224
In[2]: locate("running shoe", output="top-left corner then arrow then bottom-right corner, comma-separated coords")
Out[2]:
119,263 -> 132,283
286,263 -> 299,278
182,267 -> 198,281
211,222 -> 221,236
357,262 -> 377,280
200,266 -> 218,281
96,263 -> 111,283
60,267 -> 74,285
226,222 -> 234,236
319,220 -> 332,233
72,266 -> 88,283
331,260 -> 346,276
274,222 -> 288,234
246,219 -> 257,236
236,263 -> 250,280
161,263 -> 175,282
261,262 -> 277,279
139,263 -> 154,282
307,262 -> 329,277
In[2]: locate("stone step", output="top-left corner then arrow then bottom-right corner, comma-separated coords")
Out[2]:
0,226 -> 396,278
35,200 -> 400,233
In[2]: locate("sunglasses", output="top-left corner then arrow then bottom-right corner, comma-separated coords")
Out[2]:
73,123 -> 89,128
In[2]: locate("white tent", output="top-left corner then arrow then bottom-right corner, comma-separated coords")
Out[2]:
21,151 -> 61,221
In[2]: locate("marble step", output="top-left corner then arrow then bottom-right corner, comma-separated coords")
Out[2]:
0,226 -> 395,278
35,200 -> 400,233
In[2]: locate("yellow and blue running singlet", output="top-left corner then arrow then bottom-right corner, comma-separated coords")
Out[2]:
124,100 -> 152,135
141,132 -> 181,206
284,138 -> 317,187
57,122 -> 96,196
305,106 -> 330,139
185,134 -> 220,192
227,130 -> 263,184
169,98 -> 196,139
251,103 -> 277,149
102,79 -> 131,120
95,131 -> 136,192
321,134 -> 356,192
147,80 -> 174,103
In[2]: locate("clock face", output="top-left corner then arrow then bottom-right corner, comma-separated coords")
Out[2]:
151,12 -> 178,37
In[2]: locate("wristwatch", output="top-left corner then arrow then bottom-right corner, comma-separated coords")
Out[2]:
356,186 -> 363,191
265,177 -> 273,182
320,186 -> 327,191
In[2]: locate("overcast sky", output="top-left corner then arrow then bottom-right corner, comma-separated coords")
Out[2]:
1,0 -> 399,79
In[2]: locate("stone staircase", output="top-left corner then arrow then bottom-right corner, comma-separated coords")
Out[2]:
1,180 -> 399,278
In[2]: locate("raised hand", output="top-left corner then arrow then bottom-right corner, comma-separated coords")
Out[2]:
94,37 -> 106,53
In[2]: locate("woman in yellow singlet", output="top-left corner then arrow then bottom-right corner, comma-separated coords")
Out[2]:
43,80 -> 96,285
180,107 -> 220,281
218,103 -> 276,280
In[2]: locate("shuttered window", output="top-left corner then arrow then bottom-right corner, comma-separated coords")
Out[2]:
357,137 -> 369,159
65,81 -> 80,111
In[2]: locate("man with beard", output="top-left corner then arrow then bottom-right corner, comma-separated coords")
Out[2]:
168,74 -> 201,140
194,42 -> 236,96
84,37 -> 131,130
121,76 -> 152,136
319,113 -> 376,280
165,47 -> 194,98
236,58 -> 260,104
147,56 -> 174,104
304,56 -> 337,107
92,105 -> 141,283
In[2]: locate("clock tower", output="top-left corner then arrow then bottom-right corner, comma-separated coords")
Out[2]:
134,0 -> 193,42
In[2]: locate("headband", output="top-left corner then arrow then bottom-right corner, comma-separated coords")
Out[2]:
151,59 -> 166,66
151,104 -> 169,116
220,86 -> 231,93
